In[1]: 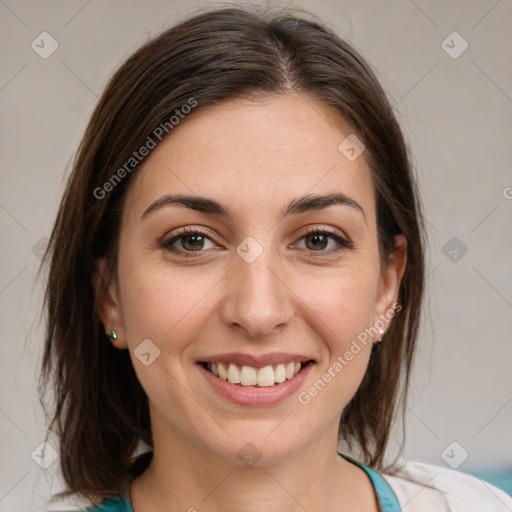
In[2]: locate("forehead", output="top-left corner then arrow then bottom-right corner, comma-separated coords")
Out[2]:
125,93 -> 376,223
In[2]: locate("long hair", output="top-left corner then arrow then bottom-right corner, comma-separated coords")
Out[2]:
40,4 -> 425,504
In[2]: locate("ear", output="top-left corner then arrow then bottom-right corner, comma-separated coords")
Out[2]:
93,257 -> 127,349
373,234 -> 407,337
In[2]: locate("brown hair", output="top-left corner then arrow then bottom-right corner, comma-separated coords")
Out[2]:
40,4 -> 425,504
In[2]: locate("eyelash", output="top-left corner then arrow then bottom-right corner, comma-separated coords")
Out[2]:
160,226 -> 354,258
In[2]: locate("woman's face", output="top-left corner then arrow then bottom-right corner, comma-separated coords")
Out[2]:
97,93 -> 406,465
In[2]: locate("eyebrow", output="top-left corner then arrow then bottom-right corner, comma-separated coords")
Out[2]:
142,192 -> 366,222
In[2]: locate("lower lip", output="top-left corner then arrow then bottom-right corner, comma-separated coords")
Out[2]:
197,362 -> 314,406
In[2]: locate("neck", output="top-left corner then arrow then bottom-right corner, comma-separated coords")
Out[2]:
130,422 -> 378,512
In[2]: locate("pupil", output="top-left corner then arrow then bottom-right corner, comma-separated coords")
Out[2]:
184,234 -> 203,251
308,234 -> 327,250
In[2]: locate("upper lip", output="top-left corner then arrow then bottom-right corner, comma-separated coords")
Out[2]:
197,352 -> 314,368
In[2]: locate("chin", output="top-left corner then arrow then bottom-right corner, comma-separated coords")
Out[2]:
202,426 -> 306,469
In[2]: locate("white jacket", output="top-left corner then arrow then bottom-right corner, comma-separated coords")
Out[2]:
383,460 -> 512,511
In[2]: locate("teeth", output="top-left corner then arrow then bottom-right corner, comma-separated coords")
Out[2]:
274,363 -> 286,383
257,365 -> 275,387
227,364 -> 241,383
218,362 -> 227,380
240,365 -> 257,386
207,361 -> 305,386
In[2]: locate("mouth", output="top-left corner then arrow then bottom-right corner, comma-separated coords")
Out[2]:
195,352 -> 315,406
199,360 -> 315,387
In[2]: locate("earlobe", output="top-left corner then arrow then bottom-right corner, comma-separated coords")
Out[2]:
374,234 -> 407,336
93,258 -> 127,349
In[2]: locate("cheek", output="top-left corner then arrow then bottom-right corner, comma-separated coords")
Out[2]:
119,263 -> 214,345
302,265 -> 381,346
117,243 -> 234,382
116,260 -> 219,414
295,269 -> 379,421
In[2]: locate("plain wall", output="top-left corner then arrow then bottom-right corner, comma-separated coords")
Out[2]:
1,0 -> 511,510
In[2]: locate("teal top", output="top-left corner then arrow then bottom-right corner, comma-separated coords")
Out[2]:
86,454 -> 401,511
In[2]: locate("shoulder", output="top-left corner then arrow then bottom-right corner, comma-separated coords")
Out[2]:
46,496 -> 131,512
84,497 -> 132,512
381,459 -> 512,512
88,498 -> 131,511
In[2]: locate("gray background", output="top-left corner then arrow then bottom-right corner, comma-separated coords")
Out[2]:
1,0 -> 511,510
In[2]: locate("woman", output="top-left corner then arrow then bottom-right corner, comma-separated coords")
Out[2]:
39,5 -> 512,511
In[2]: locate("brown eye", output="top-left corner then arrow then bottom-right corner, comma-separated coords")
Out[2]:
160,226 -> 353,259
175,233 -> 206,251
161,227 -> 218,256
304,232 -> 330,251
296,228 -> 353,255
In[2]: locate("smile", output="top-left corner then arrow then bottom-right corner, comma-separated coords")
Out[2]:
197,353 -> 315,406
204,361 -> 306,387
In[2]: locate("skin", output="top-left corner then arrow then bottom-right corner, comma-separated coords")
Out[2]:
95,92 -> 407,512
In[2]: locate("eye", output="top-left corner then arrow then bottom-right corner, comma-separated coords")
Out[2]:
160,226 -> 219,256
160,225 -> 353,258
294,227 -> 353,256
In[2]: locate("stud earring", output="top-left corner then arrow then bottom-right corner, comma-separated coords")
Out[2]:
107,330 -> 119,348
377,328 -> 385,342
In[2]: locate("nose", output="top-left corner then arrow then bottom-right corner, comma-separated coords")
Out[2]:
220,245 -> 294,339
